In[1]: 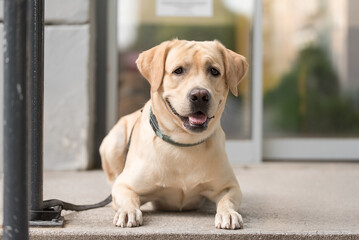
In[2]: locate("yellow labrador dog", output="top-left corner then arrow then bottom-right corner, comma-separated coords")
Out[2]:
100,39 -> 248,230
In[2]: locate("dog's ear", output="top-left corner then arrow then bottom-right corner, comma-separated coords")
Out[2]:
218,42 -> 249,96
136,41 -> 169,92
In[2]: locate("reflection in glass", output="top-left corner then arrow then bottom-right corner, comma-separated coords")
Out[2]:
263,0 -> 359,137
117,0 -> 253,139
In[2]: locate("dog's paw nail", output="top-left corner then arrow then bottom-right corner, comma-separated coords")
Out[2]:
114,208 -> 142,228
216,210 -> 243,230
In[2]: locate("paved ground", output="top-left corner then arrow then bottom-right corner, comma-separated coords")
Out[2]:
1,162 -> 359,239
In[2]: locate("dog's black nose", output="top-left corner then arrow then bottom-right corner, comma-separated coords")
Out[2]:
188,88 -> 211,104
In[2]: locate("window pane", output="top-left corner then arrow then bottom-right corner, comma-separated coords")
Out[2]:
117,0 -> 253,139
263,0 -> 359,137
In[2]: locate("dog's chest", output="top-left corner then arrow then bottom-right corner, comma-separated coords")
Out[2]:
150,167 -> 213,210
152,184 -> 206,211
137,137 -> 221,210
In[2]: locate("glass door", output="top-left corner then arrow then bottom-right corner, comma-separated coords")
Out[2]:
116,0 -> 358,162
262,0 -> 359,160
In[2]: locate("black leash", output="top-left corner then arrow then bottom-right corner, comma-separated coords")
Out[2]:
31,193 -> 113,222
30,194 -> 113,222
43,194 -> 112,211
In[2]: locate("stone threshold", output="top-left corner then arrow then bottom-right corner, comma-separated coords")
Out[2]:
1,162 -> 359,239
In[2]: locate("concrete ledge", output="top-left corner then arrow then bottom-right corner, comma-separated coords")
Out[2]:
1,163 -> 359,239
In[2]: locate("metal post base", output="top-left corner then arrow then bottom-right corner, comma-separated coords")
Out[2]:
29,206 -> 65,227
30,217 -> 65,228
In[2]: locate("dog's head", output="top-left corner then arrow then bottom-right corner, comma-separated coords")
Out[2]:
136,39 -> 248,136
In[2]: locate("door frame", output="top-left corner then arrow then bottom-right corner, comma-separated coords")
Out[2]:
226,0 -> 262,164
264,138 -> 359,160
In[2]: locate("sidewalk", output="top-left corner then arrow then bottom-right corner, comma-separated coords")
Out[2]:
1,162 -> 359,239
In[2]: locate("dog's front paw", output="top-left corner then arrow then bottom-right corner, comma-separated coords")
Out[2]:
215,210 -> 243,230
113,208 -> 143,227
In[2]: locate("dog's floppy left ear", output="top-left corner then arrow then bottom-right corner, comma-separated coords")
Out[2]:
136,41 -> 169,92
219,43 -> 249,96
225,49 -> 248,96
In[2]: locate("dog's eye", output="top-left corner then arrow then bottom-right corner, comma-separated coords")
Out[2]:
210,67 -> 220,77
173,67 -> 184,75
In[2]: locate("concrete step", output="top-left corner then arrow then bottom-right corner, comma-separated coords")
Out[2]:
1,163 -> 359,239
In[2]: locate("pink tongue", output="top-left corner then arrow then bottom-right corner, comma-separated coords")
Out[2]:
188,113 -> 207,125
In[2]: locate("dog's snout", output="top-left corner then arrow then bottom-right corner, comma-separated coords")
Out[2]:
189,88 -> 211,104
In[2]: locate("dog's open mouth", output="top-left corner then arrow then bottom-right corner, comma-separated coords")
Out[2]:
166,100 -> 214,132
188,112 -> 207,126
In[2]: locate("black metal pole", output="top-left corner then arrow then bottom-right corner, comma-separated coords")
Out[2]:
94,0 -> 108,168
27,0 -> 44,219
3,0 -> 29,239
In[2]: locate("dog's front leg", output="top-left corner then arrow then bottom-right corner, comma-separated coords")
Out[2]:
214,185 -> 243,230
112,182 -> 143,228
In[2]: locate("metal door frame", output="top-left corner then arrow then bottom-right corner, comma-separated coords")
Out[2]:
226,0 -> 262,164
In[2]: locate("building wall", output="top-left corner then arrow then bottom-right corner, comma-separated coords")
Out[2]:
0,0 -> 95,170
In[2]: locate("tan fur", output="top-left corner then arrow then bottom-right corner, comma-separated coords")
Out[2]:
100,39 -> 248,229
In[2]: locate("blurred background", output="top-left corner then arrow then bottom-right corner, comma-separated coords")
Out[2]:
117,0 -> 359,139
0,0 -> 358,170
262,0 -> 359,138
116,0 -> 359,164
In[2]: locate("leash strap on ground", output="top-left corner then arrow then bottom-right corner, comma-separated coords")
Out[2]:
31,194 -> 112,222
43,194 -> 112,211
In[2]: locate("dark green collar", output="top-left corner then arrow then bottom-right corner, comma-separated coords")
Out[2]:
149,106 -> 209,147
